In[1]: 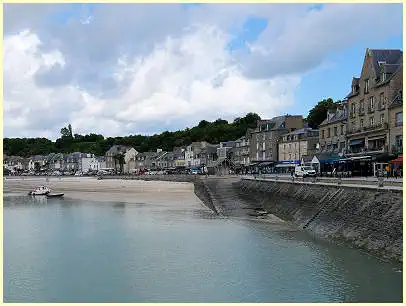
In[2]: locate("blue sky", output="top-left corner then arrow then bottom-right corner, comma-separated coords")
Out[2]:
3,3 -> 403,138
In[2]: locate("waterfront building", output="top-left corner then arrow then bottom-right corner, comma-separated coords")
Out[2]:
174,149 -> 186,168
28,155 -> 47,171
185,142 -> 208,168
318,103 -> 348,154
45,153 -> 65,171
96,156 -> 106,170
277,128 -> 319,172
105,145 -> 138,173
345,48 -> 402,156
195,143 -> 218,168
4,156 -> 25,172
232,134 -> 251,169
64,152 -> 99,173
388,89 -> 403,156
135,151 -> 158,170
154,149 -> 168,169
249,115 -> 303,170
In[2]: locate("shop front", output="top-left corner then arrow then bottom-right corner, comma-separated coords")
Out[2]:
275,160 -> 300,174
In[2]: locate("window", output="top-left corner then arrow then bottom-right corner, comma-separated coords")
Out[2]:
360,100 -> 364,111
380,114 -> 385,124
380,93 -> 385,107
369,96 -> 374,110
360,119 -> 364,128
340,125 -> 344,135
340,142 -> 345,149
369,117 -> 375,126
364,79 -> 369,93
322,130 -> 325,139
262,142 -> 265,150
327,128 -> 331,138
396,135 -> 403,148
351,103 -> 355,113
334,127 -> 337,136
396,112 -> 403,126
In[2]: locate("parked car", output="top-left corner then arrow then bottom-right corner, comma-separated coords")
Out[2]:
294,165 -> 316,178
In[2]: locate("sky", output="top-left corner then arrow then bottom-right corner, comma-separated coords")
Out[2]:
3,3 -> 402,140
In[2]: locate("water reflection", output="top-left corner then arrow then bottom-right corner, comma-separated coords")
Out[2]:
3,195 -> 402,303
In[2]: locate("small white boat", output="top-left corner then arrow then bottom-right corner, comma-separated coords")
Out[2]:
28,186 -> 51,196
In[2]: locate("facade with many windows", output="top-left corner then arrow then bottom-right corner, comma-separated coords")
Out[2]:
278,128 -> 319,162
345,48 -> 402,154
388,90 -> 403,155
318,103 -> 348,154
249,115 -> 303,163
233,134 -> 251,167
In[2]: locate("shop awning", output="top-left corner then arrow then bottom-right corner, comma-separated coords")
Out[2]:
368,135 -> 386,141
350,156 -> 372,161
258,161 -> 274,167
390,155 -> 403,165
319,156 -> 341,164
349,139 -> 363,146
276,164 -> 296,168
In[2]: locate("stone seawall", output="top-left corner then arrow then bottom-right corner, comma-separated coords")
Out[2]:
239,178 -> 402,262
101,175 -> 402,262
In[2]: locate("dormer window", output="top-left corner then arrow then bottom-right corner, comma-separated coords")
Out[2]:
364,79 -> 369,94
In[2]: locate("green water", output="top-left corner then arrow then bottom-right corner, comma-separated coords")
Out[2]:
3,194 -> 402,302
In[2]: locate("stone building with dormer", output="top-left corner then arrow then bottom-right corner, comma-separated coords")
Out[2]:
345,48 -> 402,155
318,102 -> 348,154
249,115 -> 303,164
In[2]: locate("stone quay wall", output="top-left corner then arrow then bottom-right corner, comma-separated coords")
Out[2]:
239,178 -> 402,262
101,175 -> 402,262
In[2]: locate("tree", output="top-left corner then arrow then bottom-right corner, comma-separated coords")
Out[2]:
60,124 -> 73,138
306,98 -> 340,129
113,153 -> 125,174
34,162 -> 41,173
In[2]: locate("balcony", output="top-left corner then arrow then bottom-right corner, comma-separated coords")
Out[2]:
347,122 -> 388,136
378,103 -> 386,110
358,108 -> 365,116
367,107 -> 374,114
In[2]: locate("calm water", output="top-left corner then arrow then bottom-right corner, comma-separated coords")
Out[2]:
4,194 -> 402,302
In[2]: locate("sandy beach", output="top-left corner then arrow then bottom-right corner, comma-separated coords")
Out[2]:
3,177 -> 204,207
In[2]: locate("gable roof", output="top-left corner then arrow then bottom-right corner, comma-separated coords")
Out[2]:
369,49 -> 402,75
106,145 -> 133,155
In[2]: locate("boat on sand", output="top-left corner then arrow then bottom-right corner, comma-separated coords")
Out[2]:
28,186 -> 51,196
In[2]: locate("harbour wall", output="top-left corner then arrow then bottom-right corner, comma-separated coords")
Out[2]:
239,178 -> 402,262
101,175 -> 403,262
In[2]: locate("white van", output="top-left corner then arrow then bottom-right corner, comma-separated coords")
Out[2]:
295,165 -> 316,177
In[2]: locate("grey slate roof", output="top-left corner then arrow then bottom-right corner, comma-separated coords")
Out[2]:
106,145 -> 132,155
319,107 -> 348,126
369,49 -> 402,75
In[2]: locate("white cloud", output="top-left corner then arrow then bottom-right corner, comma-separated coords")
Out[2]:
4,26 -> 298,139
3,3 -> 402,139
